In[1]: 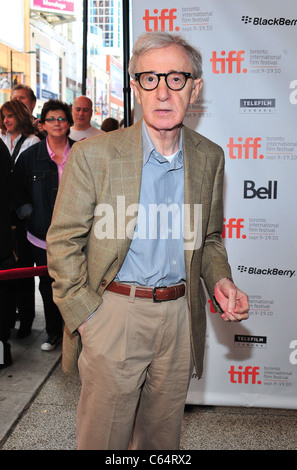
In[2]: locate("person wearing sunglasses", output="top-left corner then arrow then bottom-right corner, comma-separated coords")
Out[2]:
13,99 -> 75,352
47,32 -> 249,450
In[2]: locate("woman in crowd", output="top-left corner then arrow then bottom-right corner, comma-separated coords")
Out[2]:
13,99 -> 75,351
0,100 -> 40,338
0,99 -> 40,163
0,139 -> 15,369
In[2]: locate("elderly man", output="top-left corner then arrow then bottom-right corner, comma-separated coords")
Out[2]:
47,32 -> 249,450
69,95 -> 104,141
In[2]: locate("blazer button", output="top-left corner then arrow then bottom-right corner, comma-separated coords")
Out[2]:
101,279 -> 107,287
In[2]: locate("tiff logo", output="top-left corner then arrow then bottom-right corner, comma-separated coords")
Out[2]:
227,137 -> 264,159
143,9 -> 179,32
229,365 -> 261,384
210,50 -> 247,74
222,218 -> 246,239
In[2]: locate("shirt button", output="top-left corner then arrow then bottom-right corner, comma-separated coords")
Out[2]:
101,279 -> 107,286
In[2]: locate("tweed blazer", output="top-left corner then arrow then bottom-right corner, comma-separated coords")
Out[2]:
46,119 -> 232,377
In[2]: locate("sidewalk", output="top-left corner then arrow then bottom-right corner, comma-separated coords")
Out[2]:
0,289 -> 63,446
1,290 -> 297,450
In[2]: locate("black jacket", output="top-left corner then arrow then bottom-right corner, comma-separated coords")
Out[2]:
0,139 -> 13,264
13,138 -> 75,241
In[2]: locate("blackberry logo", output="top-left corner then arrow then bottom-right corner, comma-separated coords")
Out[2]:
241,15 -> 297,26
242,16 -> 252,24
238,265 -> 295,277
238,265 -> 247,273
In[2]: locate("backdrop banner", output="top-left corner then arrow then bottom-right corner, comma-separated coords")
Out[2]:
131,0 -> 297,408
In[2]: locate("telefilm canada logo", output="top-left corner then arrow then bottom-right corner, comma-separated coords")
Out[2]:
238,265 -> 295,277
241,15 -> 297,26
240,99 -> 276,114
234,335 -> 267,349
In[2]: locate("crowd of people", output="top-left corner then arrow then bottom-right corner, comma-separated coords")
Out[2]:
0,85 -> 118,368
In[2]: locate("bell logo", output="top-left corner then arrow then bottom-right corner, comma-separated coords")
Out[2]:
143,9 -> 179,32
243,180 -> 278,199
210,50 -> 247,74
227,137 -> 264,159
228,365 -> 261,384
222,218 -> 246,239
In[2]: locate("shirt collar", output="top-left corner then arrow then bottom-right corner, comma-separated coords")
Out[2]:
46,137 -> 70,165
141,120 -> 183,167
6,132 -> 22,147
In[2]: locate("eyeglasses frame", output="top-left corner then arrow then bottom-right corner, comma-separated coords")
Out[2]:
134,71 -> 195,91
44,117 -> 68,123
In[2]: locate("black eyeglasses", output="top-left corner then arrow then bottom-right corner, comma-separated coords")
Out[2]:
45,117 -> 68,123
134,71 -> 195,91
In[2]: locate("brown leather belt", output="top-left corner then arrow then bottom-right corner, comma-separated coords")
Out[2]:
106,281 -> 185,302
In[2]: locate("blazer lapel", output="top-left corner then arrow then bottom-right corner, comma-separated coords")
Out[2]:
183,127 -> 207,273
109,120 -> 144,267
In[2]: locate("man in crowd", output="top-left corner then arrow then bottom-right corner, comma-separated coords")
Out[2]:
11,84 -> 45,139
69,96 -> 104,141
47,32 -> 249,450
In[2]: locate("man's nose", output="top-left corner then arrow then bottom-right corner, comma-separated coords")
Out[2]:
155,77 -> 170,99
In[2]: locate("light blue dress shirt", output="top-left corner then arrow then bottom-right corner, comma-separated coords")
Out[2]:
115,122 -> 186,287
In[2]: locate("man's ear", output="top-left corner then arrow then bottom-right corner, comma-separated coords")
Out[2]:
130,80 -> 141,105
190,78 -> 203,104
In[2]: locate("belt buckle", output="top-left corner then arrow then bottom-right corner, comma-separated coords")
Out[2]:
152,286 -> 167,302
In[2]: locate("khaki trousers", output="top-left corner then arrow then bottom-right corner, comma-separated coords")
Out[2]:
76,288 -> 192,450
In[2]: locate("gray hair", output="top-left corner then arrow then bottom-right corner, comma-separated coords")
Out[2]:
129,32 -> 203,79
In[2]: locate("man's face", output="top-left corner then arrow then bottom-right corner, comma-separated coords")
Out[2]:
11,89 -> 35,114
131,44 -> 202,133
72,97 -> 93,130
